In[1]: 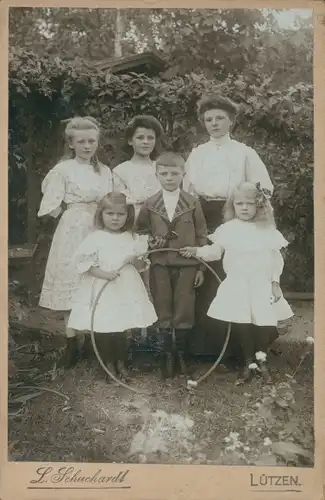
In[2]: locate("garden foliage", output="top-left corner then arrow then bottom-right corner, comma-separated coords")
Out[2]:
9,48 -> 313,291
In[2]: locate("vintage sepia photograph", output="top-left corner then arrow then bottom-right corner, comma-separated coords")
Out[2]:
7,6 -> 314,469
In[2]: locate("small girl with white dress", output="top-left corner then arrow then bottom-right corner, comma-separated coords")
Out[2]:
181,182 -> 293,383
68,192 -> 157,380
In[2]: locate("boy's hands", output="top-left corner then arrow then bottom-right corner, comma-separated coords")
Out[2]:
180,246 -> 198,258
271,281 -> 282,303
194,270 -> 204,288
148,236 -> 166,249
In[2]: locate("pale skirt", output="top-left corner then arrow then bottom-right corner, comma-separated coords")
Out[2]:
207,274 -> 293,327
68,265 -> 157,333
39,203 -> 97,311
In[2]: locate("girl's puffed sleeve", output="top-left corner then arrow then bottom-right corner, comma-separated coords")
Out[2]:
73,234 -> 99,274
132,234 -> 149,255
196,226 -> 225,262
126,234 -> 150,273
112,170 -> 129,197
111,166 -> 133,203
38,165 -> 65,217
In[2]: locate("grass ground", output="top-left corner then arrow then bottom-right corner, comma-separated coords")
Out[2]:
8,300 -> 314,466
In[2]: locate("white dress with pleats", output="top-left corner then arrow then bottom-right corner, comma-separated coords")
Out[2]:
38,159 -> 123,311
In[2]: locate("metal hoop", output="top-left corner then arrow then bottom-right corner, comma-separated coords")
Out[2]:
90,247 -> 231,394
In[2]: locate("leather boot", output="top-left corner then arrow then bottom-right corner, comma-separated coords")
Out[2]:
175,329 -> 189,375
115,333 -> 129,381
259,363 -> 272,384
94,333 -> 118,382
164,329 -> 174,379
155,330 -> 166,379
81,334 -> 93,360
64,337 -> 79,368
156,328 -> 174,379
177,351 -> 187,376
236,358 -> 254,384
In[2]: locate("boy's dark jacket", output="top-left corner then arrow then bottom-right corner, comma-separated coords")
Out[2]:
136,189 -> 208,268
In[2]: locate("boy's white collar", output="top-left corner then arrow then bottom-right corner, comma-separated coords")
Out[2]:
162,188 -> 180,196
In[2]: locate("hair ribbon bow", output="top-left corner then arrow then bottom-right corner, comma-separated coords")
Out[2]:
255,182 -> 272,206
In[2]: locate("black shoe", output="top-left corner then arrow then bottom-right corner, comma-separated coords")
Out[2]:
104,361 -> 119,383
236,359 -> 253,385
116,360 -> 130,381
259,363 -> 272,384
64,337 -> 79,368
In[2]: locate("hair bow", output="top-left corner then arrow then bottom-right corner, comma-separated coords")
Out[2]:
255,182 -> 272,206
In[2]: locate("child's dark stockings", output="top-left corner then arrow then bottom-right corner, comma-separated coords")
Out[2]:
231,323 -> 278,382
94,332 -> 129,380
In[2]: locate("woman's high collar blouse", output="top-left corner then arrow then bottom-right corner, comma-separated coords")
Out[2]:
183,135 -> 273,200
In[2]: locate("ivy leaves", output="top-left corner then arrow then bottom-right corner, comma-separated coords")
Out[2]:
8,48 -> 313,291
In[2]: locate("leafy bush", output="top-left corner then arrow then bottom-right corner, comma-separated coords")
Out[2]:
8,49 -> 313,291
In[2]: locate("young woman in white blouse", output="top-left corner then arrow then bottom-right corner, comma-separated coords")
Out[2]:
183,94 -> 274,362
183,94 -> 273,232
38,117 -> 124,366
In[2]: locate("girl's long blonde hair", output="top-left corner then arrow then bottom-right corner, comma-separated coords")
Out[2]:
223,182 -> 275,227
62,116 -> 101,173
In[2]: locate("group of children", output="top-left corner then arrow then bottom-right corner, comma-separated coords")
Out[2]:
38,101 -> 293,385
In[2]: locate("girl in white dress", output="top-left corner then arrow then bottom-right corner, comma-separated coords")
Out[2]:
68,192 -> 157,380
181,182 -> 293,383
113,115 -> 164,218
38,117 -> 124,366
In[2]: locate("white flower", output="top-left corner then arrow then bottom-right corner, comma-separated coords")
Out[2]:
224,437 -> 231,443
255,351 -> 267,362
229,432 -> 239,440
243,446 -> 250,452
306,336 -> 314,345
263,437 -> 272,447
248,363 -> 258,370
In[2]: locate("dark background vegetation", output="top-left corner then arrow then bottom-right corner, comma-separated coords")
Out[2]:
8,8 -> 313,291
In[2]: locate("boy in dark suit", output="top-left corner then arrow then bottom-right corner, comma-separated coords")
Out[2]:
136,151 -> 208,378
